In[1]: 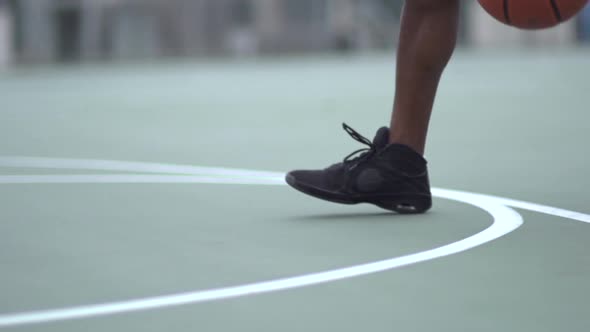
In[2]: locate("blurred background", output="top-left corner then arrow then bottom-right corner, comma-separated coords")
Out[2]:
0,0 -> 589,67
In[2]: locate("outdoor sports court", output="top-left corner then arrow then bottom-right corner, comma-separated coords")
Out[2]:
0,49 -> 589,331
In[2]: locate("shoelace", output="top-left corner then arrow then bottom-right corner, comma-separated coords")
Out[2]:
341,123 -> 427,178
342,123 -> 378,168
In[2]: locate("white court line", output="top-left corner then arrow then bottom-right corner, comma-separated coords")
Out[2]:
0,175 -> 284,185
0,156 -> 588,328
469,194 -> 590,224
0,186 -> 522,327
0,156 -> 280,178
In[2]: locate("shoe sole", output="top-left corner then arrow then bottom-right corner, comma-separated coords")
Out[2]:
285,174 -> 431,214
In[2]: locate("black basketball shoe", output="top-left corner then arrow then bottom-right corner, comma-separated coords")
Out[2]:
286,124 -> 432,214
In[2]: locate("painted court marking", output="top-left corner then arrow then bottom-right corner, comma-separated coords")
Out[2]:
0,157 -> 588,328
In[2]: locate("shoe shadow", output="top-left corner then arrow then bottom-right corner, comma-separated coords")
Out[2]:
288,212 -> 414,222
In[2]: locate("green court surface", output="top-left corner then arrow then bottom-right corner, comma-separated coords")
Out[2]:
0,49 -> 589,331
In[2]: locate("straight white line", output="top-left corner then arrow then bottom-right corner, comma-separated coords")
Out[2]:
0,189 -> 523,328
0,157 -> 281,178
0,175 -> 285,185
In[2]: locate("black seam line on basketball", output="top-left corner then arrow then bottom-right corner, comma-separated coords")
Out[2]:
549,0 -> 563,22
503,0 -> 511,24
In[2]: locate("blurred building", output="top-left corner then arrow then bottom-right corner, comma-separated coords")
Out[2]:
0,0 -> 13,67
1,0 -> 588,65
5,0 -> 398,64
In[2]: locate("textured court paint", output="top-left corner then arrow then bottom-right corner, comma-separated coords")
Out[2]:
0,157 -> 587,328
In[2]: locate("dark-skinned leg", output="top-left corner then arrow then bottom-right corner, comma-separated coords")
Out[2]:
285,0 -> 460,213
389,0 -> 460,155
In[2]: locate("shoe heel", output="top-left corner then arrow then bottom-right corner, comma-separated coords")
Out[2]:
376,196 -> 432,214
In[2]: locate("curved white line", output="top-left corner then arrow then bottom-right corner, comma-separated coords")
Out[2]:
465,193 -> 590,224
0,189 -> 522,327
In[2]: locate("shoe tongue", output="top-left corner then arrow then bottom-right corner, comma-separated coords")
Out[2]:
372,127 -> 390,149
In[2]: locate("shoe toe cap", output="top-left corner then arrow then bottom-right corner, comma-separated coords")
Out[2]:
285,170 -> 311,186
285,171 -> 298,186
285,169 -> 335,190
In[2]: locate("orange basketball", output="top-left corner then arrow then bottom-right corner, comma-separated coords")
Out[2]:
478,0 -> 590,29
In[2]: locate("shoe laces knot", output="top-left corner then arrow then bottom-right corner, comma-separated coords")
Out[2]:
342,123 -> 377,168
